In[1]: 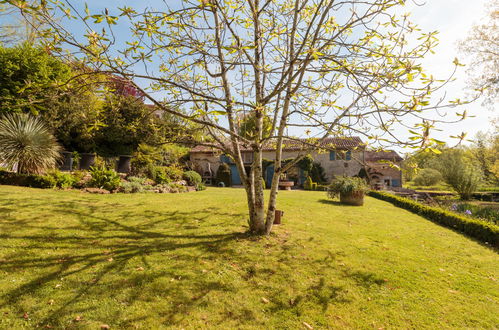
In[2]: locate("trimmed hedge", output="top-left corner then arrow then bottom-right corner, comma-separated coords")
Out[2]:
368,191 -> 499,247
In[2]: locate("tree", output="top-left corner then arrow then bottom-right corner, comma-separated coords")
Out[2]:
0,112 -> 61,174
430,149 -> 482,200
6,0 -> 475,234
459,0 -> 498,109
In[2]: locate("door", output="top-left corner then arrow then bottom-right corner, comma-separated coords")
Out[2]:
230,164 -> 241,185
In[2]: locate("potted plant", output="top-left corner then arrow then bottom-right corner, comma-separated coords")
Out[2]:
327,176 -> 368,206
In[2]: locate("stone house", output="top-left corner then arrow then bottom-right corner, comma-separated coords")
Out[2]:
365,150 -> 403,189
189,137 -> 403,187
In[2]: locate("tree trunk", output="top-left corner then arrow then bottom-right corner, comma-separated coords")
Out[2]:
244,148 -> 266,234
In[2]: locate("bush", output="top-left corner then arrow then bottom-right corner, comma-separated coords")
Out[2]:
0,170 -> 56,188
431,149 -> 482,200
88,166 -> 121,191
304,176 -> 313,190
47,170 -> 78,188
414,168 -> 443,186
327,176 -> 368,199
183,170 -> 202,186
25,174 -> 57,189
368,191 -> 499,247
216,163 -> 231,187
196,182 -> 206,191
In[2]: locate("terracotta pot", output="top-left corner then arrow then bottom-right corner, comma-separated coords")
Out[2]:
339,191 -> 364,206
278,180 -> 294,191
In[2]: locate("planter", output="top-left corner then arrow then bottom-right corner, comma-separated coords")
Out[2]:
274,210 -> 284,224
339,191 -> 364,206
59,151 -> 74,171
79,153 -> 96,170
278,180 -> 294,191
117,155 -> 132,173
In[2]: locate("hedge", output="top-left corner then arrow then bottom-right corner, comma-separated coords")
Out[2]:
0,170 -> 56,189
368,191 -> 499,248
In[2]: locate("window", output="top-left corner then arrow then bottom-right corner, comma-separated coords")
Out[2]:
242,152 -> 254,164
346,151 -> 352,161
329,151 -> 336,160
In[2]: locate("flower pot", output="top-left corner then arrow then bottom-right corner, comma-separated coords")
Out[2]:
79,153 -> 96,170
59,151 -> 74,171
278,180 -> 294,191
274,210 -> 284,224
117,155 -> 132,173
339,191 -> 364,206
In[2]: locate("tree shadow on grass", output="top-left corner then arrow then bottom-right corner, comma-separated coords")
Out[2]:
0,195 -> 253,327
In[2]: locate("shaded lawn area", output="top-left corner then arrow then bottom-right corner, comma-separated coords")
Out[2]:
0,186 -> 497,329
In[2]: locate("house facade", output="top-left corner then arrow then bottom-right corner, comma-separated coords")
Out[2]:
189,137 -> 403,188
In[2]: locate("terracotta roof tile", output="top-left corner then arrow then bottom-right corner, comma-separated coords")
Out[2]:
190,136 -> 364,153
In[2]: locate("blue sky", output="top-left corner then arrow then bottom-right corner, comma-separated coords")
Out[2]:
1,0 -> 496,151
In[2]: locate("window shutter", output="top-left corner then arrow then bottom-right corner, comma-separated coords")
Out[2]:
329,151 -> 336,160
346,151 -> 352,161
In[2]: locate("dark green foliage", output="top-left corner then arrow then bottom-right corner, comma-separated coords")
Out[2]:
88,166 -> 121,191
310,162 -> 327,183
0,43 -> 71,115
328,176 -> 369,199
297,154 -> 314,172
0,169 -> 56,188
237,113 -> 273,140
216,163 -> 231,187
414,168 -> 443,186
368,191 -> 499,247
183,170 -> 202,186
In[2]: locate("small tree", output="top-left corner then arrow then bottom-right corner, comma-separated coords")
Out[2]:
431,149 -> 482,200
6,0 -> 478,234
413,168 -> 443,186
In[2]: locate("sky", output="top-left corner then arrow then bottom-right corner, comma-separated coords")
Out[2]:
1,0 -> 496,151
402,0 -> 497,145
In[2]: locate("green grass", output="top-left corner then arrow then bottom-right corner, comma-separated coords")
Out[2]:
0,186 -> 498,329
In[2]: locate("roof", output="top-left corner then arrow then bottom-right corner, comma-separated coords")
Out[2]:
365,150 -> 403,162
190,136 -> 364,153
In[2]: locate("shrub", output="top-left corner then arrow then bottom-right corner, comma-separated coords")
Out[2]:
216,163 -> 231,187
25,174 -> 57,189
431,149 -> 482,200
120,181 -> 145,193
0,113 -> 61,174
183,170 -> 202,186
88,166 -> 121,191
327,176 -> 368,199
368,191 -> 499,247
48,170 -> 78,188
310,162 -> 327,183
414,168 -> 443,186
0,170 -> 56,188
196,182 -> 206,191
455,203 -> 499,225
304,176 -> 313,190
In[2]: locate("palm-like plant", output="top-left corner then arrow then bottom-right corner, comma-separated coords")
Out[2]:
0,113 -> 61,174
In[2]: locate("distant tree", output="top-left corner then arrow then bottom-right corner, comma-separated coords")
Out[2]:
431,149 -> 482,200
413,168 -> 442,186
460,0 -> 498,109
7,0 -> 476,235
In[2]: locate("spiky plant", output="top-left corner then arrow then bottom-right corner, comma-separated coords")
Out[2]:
0,113 -> 61,174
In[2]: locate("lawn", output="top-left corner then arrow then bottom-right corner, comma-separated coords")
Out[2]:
0,186 -> 498,329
